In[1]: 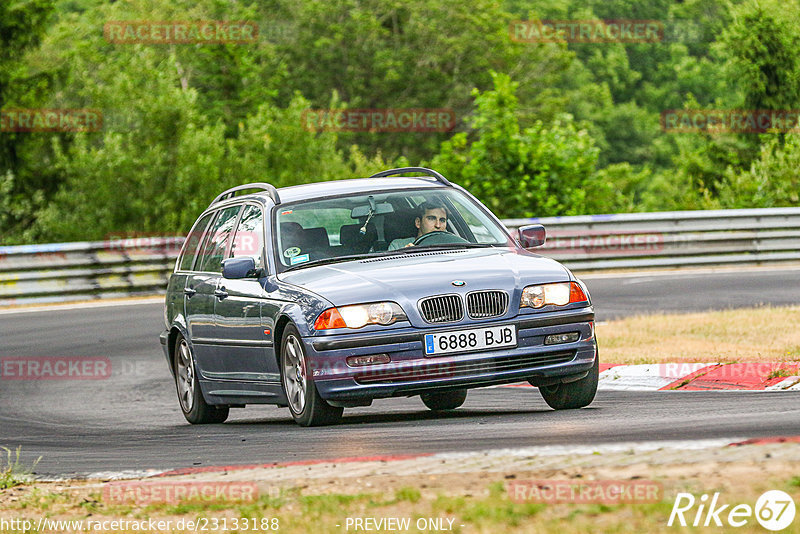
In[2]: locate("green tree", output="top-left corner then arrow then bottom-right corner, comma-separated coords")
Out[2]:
431,72 -> 602,218
720,0 -> 800,112
715,134 -> 800,208
0,0 -> 56,242
274,0 -> 577,163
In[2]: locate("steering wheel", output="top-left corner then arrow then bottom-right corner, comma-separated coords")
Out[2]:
413,231 -> 470,246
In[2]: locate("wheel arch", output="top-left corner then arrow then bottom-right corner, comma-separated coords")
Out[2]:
272,304 -> 314,369
272,315 -> 292,370
166,322 -> 190,376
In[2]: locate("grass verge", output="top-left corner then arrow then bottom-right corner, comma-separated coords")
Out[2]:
2,473 -> 798,533
597,305 -> 800,364
0,447 -> 40,490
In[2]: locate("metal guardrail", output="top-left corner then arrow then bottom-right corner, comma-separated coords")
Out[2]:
2,208 -> 799,305
0,238 -> 182,306
505,207 -> 800,271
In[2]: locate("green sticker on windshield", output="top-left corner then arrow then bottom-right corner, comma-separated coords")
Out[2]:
283,246 -> 301,258
290,254 -> 310,265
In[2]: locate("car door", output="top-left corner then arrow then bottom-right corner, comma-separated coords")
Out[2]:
213,203 -> 279,382
185,204 -> 241,376
169,211 -> 215,335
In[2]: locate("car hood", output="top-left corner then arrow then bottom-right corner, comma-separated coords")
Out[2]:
278,248 -> 570,316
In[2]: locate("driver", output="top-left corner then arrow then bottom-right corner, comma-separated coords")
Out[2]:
388,200 -> 449,250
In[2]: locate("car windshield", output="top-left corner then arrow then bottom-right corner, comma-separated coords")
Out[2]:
274,188 -> 512,272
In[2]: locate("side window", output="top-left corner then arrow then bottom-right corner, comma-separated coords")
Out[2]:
230,205 -> 265,269
195,205 -> 241,273
178,213 -> 215,271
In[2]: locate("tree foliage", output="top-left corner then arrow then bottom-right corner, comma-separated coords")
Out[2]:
2,0 -> 800,244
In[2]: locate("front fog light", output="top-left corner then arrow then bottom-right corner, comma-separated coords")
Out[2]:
544,332 -> 580,345
347,354 -> 391,367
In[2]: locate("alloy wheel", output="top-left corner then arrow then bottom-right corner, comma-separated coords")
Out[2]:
176,339 -> 195,412
283,334 -> 307,414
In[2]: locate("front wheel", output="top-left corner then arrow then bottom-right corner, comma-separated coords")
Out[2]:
174,335 -> 229,424
538,348 -> 599,410
421,389 -> 468,411
280,325 -> 343,426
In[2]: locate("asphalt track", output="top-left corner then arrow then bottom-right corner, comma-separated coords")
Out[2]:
1,267 -> 799,476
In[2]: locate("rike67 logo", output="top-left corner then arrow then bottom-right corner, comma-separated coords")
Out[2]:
668,490 -> 796,531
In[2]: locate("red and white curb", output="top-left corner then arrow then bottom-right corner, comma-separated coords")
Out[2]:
598,362 -> 711,390
598,362 -> 800,391
62,435 -> 800,482
499,362 -> 800,391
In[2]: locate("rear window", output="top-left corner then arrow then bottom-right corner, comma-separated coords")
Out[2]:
177,212 -> 214,271
195,205 -> 241,273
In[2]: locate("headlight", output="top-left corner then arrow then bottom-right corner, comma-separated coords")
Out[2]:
520,282 -> 589,309
314,302 -> 407,330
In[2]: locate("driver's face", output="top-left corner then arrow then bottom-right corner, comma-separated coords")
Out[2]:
416,207 -> 447,236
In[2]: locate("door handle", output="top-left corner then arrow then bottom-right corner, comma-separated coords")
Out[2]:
214,287 -> 228,300
184,286 -> 197,297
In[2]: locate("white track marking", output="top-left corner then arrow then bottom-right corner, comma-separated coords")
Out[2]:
578,264 -> 800,280
0,296 -> 163,315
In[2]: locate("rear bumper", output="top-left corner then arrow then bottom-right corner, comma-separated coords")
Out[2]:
305,307 -> 596,400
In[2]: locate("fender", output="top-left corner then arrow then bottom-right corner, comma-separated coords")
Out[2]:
163,317 -> 190,376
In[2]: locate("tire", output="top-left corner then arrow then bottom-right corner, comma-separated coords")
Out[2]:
174,335 -> 229,424
420,389 -> 468,411
280,324 -> 343,426
539,346 -> 599,410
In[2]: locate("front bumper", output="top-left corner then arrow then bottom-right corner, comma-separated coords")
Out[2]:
305,307 -> 596,400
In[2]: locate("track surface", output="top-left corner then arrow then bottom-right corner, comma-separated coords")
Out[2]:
1,267 -> 799,476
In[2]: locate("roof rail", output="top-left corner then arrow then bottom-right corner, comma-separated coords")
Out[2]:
368,167 -> 452,187
209,183 -> 281,208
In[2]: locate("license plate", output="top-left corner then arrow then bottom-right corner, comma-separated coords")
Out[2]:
424,325 -> 517,356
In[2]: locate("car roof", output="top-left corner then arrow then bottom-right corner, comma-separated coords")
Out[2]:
277,177 -> 446,204
208,177 -> 448,211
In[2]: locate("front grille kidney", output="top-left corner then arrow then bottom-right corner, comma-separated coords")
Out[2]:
467,290 -> 509,319
418,294 -> 464,323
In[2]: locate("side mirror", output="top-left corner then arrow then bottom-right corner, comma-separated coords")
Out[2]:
222,257 -> 262,279
518,224 -> 546,248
